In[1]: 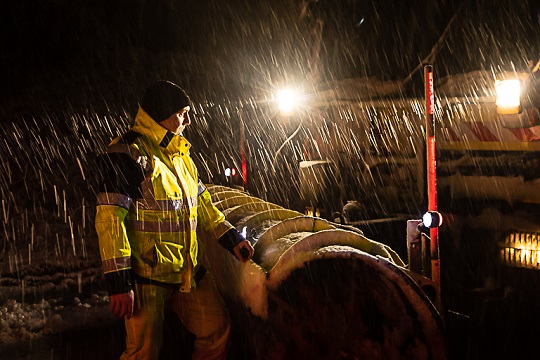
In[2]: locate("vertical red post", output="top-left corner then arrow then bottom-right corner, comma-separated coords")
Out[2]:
425,65 -> 440,284
239,106 -> 247,188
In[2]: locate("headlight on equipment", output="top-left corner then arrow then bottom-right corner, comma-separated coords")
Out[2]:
422,211 -> 443,229
495,79 -> 522,115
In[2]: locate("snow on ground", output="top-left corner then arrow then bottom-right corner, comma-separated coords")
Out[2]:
0,294 -> 111,345
0,249 -> 116,349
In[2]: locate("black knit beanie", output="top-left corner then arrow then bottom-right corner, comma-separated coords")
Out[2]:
141,80 -> 191,122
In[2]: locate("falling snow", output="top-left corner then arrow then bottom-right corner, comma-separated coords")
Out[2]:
1,0 -> 540,359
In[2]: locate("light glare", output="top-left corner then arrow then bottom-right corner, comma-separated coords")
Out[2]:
496,79 -> 521,114
277,88 -> 300,115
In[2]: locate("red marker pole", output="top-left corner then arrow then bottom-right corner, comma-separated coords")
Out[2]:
239,107 -> 247,188
425,65 -> 440,284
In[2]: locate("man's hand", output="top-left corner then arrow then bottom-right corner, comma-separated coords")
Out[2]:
109,290 -> 134,319
233,240 -> 254,262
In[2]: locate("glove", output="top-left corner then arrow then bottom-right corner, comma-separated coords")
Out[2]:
218,228 -> 254,262
233,240 -> 255,262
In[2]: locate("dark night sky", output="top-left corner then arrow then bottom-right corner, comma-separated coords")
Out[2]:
1,0 -> 539,118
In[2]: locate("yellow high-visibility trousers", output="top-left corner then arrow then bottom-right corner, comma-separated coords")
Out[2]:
120,273 -> 231,360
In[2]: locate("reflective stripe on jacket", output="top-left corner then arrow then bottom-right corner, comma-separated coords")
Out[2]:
95,108 -> 233,292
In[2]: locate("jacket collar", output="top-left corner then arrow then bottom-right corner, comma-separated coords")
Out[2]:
132,107 -> 191,155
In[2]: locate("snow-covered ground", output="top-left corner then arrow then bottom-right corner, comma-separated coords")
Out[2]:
0,258 -> 117,355
0,293 -> 112,346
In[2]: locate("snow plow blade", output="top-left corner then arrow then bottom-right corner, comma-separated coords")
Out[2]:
203,185 -> 447,360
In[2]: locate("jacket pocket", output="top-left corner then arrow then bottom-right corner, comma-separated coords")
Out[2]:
151,242 -> 185,273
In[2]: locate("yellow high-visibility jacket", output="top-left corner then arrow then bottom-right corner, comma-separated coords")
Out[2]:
95,108 -> 235,293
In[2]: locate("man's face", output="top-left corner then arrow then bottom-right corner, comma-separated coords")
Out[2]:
160,106 -> 191,135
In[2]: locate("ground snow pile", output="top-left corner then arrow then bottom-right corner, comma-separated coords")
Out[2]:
0,294 -> 111,345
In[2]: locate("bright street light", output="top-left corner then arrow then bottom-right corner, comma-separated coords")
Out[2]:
277,88 -> 302,115
272,86 -> 305,165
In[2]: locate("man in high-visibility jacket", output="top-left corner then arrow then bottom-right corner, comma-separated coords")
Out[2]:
95,80 -> 254,359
